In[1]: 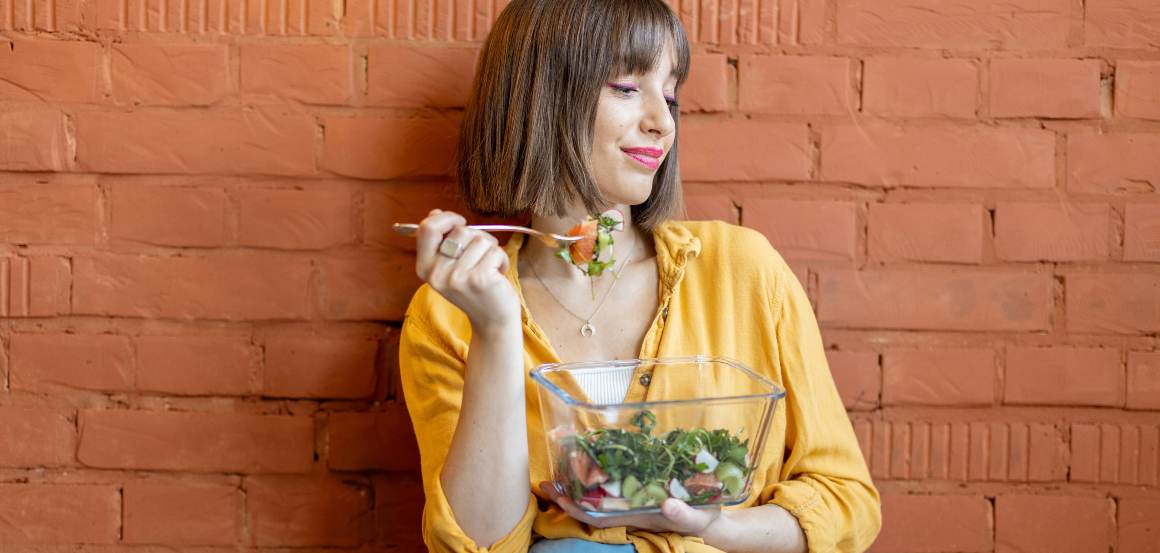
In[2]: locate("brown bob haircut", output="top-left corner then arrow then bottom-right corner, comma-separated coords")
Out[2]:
456,0 -> 691,231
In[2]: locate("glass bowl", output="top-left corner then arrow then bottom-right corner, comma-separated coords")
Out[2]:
530,356 -> 785,517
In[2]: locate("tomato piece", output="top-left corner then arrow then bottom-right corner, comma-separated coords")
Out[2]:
566,220 -> 599,264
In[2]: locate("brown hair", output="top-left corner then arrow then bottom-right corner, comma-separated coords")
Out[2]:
456,0 -> 691,231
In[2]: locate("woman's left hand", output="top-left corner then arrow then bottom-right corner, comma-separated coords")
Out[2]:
538,482 -> 722,536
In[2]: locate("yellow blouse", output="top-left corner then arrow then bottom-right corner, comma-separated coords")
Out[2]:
399,220 -> 881,553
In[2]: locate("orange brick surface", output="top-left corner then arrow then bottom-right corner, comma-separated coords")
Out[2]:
2,0 -> 1157,550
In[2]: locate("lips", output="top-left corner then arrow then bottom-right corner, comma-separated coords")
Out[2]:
621,146 -> 664,170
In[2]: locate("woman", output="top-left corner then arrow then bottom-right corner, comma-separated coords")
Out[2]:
398,1 -> 881,552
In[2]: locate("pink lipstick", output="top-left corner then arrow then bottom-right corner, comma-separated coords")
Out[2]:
621,147 -> 663,170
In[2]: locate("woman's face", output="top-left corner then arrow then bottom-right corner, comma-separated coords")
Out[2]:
588,40 -> 679,207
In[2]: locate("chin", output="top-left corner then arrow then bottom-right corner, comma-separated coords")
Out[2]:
606,187 -> 653,208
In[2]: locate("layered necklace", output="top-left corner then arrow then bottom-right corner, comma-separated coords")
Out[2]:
527,234 -> 640,338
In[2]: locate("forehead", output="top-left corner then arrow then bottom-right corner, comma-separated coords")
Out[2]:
609,10 -> 689,84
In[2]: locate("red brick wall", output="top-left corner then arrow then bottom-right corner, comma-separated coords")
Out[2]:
1,0 -> 1158,551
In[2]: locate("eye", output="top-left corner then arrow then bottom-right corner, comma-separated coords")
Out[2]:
608,82 -> 639,96
665,96 -> 679,108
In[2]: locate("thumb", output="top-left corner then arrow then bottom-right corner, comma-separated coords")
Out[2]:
660,498 -> 710,531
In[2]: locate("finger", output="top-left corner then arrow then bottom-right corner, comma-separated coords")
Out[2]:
426,225 -> 474,286
539,483 -> 601,528
415,212 -> 467,278
660,498 -> 718,533
447,234 -> 494,286
472,246 -> 511,278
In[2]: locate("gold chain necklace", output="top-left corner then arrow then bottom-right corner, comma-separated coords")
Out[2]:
526,236 -> 639,337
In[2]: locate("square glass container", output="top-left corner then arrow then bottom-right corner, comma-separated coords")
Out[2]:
530,356 -> 785,517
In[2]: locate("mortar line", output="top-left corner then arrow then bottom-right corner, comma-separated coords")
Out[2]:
18,256 -> 28,317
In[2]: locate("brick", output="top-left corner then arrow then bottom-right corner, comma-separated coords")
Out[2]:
137,335 -> 256,396
110,185 -> 228,247
321,114 -> 460,179
0,256 -> 71,317
0,39 -> 103,102
0,406 -> 75,468
112,43 -> 232,106
908,422 -> 932,479
989,59 -> 1101,119
246,476 -> 372,546
870,494 -> 991,553
380,328 -> 402,401
836,0 -> 1070,48
74,252 -> 313,320
883,349 -> 994,407
241,43 -> 353,105
1005,347 -> 1123,407
238,186 -> 354,249
0,484 -> 119,544
0,184 -> 98,244
862,57 -> 978,118
261,332 -> 378,399
968,422 -> 990,481
10,333 -> 134,393
1070,424 -> 1101,482
742,199 -> 857,261
1067,133 -> 1160,194
77,410 -> 313,473
739,55 -> 854,115
317,254 -> 422,321
1028,423 -> 1069,482
363,183 -> 464,250
680,119 -> 810,182
1118,425 -> 1141,483
1124,204 -> 1160,261
791,0 -> 827,45
996,495 -> 1114,553
680,53 -> 729,113
1119,498 -> 1160,553
994,202 -> 1111,261
0,108 -> 70,171
1066,273 -> 1160,334
825,351 -> 879,411
328,404 -> 420,471
1086,0 -> 1160,48
123,480 -> 240,545
684,194 -> 737,223
374,473 -> 424,548
305,0 -> 342,34
818,269 -> 1053,331
367,46 -> 477,108
821,124 -> 1055,189
342,0 -> 388,36
1127,352 -> 1160,410
1136,421 -> 1155,482
1116,62 -> 1160,120
869,421 -> 891,479
76,110 -> 316,176
868,203 -> 984,263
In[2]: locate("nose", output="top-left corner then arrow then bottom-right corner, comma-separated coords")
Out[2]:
640,91 -> 676,139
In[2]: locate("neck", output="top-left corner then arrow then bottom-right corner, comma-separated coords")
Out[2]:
523,202 -> 646,284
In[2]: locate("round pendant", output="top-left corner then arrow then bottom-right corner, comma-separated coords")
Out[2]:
580,322 -> 596,337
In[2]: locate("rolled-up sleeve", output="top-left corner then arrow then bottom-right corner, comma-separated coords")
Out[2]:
759,264 -> 882,553
399,300 -> 538,553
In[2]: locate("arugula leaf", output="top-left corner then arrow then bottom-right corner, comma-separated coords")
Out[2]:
558,410 -> 751,508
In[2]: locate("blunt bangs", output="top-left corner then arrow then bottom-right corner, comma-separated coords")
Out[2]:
610,1 -> 691,88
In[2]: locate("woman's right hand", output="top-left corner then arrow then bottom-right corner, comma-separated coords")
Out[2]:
414,209 -> 521,331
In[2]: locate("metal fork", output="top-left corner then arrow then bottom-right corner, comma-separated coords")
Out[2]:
392,223 -> 584,249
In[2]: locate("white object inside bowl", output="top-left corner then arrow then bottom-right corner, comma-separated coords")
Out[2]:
572,367 -> 632,405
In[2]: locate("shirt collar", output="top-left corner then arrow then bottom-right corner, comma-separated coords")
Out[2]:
501,220 -> 701,316
502,220 -> 699,278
